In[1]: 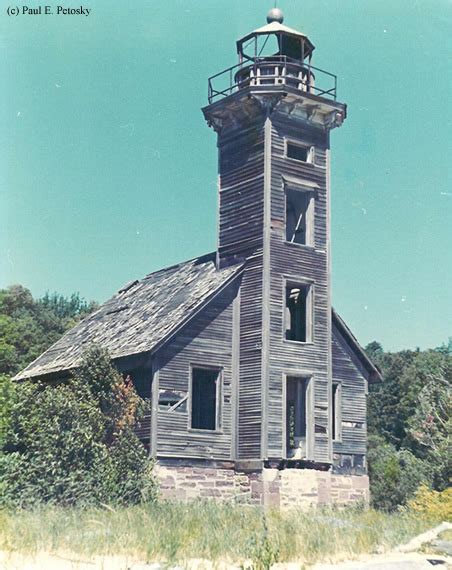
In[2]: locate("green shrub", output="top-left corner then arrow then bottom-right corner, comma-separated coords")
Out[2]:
407,485 -> 452,522
367,435 -> 431,511
0,346 -> 157,508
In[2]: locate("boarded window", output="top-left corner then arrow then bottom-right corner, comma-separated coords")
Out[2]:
286,376 -> 312,459
286,187 -> 314,245
285,284 -> 312,342
286,142 -> 314,163
158,389 -> 187,412
191,367 -> 221,430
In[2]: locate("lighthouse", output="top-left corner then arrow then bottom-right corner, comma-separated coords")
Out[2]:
18,9 -> 380,507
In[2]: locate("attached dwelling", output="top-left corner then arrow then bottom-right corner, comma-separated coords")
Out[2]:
16,9 -> 381,508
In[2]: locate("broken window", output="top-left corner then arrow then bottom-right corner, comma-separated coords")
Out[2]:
286,376 -> 311,459
285,283 -> 312,342
285,187 -> 314,245
190,367 -> 221,431
342,421 -> 364,429
332,383 -> 342,441
158,389 -> 187,413
286,141 -> 314,163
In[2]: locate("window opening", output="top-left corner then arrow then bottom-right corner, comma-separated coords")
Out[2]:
286,142 -> 314,163
123,370 -> 151,400
285,284 -> 311,342
286,187 -> 313,245
191,367 -> 221,430
332,383 -> 341,440
286,376 -> 310,459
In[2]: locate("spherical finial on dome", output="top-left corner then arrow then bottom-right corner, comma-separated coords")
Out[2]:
267,7 -> 284,24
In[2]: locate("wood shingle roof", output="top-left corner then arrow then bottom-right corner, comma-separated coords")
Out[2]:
16,253 -> 242,380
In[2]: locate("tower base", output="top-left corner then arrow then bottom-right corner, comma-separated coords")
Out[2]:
155,459 -> 369,508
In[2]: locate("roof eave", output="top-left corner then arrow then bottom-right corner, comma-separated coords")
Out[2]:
332,308 -> 383,383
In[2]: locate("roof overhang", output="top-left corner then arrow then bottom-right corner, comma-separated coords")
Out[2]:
332,309 -> 383,383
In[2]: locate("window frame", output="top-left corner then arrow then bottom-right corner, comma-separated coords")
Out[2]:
282,278 -> 314,345
284,185 -> 315,248
188,364 -> 223,433
285,138 -> 315,165
332,382 -> 342,442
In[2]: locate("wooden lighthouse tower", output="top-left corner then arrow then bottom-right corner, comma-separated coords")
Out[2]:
203,7 -> 347,466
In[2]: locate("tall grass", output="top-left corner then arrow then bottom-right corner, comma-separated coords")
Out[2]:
0,502 -> 441,566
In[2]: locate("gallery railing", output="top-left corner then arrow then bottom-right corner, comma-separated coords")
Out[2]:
208,56 -> 337,104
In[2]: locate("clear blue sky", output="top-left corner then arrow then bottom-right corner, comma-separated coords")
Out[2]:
1,0 -> 451,351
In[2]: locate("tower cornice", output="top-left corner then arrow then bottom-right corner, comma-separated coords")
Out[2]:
203,86 -> 346,135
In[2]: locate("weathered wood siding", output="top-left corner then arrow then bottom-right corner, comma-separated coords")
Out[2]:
218,122 -> 265,267
267,112 -> 332,462
155,282 -> 239,460
218,121 -> 267,459
332,323 -> 367,456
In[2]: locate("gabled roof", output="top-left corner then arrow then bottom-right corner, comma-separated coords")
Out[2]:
332,309 -> 382,383
16,253 -> 243,380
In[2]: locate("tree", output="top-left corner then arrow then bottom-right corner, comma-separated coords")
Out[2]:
0,285 -> 97,377
367,435 -> 431,511
366,340 -> 451,509
407,370 -> 451,490
1,346 -> 156,507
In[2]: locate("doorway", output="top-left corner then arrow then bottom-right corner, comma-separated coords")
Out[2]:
286,376 -> 311,459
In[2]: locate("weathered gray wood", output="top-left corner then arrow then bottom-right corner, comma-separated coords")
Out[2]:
266,109 -> 331,463
155,281 -> 238,460
332,321 -> 368,456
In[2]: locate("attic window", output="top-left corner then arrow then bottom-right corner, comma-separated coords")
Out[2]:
158,389 -> 187,413
285,283 -> 313,343
286,141 -> 314,164
190,367 -> 222,431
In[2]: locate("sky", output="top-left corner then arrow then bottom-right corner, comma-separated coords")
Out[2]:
1,0 -> 451,352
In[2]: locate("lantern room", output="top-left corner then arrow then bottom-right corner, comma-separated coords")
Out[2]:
207,8 -> 337,104
236,8 -> 315,63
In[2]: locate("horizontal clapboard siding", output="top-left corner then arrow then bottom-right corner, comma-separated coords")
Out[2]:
332,323 -> 367,455
218,122 -> 265,266
218,120 -> 266,459
156,282 -> 238,460
267,112 -> 331,462
237,254 -> 263,458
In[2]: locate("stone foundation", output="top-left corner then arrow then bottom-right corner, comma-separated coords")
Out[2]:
155,462 -> 369,508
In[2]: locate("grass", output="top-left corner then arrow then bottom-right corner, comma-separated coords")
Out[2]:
0,502 -> 443,567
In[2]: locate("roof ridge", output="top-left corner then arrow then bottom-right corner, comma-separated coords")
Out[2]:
142,251 -> 216,281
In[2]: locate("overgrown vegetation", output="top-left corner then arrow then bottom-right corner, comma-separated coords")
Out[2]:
0,502 -> 445,566
366,340 -> 451,510
1,346 -> 156,508
0,285 -> 156,507
408,485 -> 452,522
